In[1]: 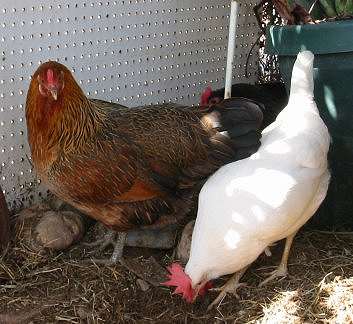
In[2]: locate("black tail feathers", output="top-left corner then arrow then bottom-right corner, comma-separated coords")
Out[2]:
209,97 -> 264,160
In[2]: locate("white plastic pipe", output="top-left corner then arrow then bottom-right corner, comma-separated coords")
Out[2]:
224,0 -> 240,99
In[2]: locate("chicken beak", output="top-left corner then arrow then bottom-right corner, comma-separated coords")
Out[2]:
192,282 -> 205,302
192,291 -> 199,303
50,89 -> 58,101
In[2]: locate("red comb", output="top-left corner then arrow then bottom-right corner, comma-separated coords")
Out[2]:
200,86 -> 213,106
162,263 -> 194,303
46,68 -> 55,86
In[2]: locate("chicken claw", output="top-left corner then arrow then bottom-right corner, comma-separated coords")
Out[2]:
258,263 -> 288,287
84,230 -> 127,264
207,267 -> 248,311
264,247 -> 272,257
84,229 -> 115,250
258,231 -> 297,287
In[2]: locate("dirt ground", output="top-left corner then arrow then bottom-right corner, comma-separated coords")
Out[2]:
1,216 -> 353,323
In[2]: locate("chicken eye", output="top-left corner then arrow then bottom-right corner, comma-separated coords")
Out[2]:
37,75 -> 45,85
38,83 -> 46,96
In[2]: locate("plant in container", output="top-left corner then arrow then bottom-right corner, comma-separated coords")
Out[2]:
261,0 -> 353,228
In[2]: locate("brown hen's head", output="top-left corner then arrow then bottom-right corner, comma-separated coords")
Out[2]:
32,61 -> 83,102
26,61 -> 91,165
35,62 -> 65,101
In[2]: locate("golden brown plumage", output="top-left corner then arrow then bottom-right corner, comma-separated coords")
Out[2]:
26,61 -> 263,232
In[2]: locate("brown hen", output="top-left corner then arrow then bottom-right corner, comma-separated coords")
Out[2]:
25,61 -> 263,262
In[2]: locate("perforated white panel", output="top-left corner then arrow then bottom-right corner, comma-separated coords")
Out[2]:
0,0 -> 260,210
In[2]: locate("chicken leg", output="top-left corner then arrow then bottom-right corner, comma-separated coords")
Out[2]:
84,224 -> 178,264
258,230 -> 298,287
207,266 -> 248,311
84,230 -> 127,264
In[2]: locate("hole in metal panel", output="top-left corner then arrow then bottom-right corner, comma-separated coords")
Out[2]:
0,0 -> 259,209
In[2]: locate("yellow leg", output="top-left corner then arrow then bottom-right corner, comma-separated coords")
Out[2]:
259,230 -> 298,287
207,266 -> 248,311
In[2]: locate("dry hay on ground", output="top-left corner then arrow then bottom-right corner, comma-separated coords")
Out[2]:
1,221 -> 353,323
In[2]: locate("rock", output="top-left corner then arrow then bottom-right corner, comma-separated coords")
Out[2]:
136,278 -> 150,292
15,204 -> 50,251
15,206 -> 85,252
176,220 -> 195,264
126,224 -> 178,249
35,211 -> 85,250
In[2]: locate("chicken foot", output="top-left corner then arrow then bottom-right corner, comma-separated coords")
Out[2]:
83,230 -> 171,288
84,230 -> 127,264
258,230 -> 298,287
207,266 -> 248,311
84,224 -> 178,264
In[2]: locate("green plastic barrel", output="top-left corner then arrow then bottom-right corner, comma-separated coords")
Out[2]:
266,20 -> 353,229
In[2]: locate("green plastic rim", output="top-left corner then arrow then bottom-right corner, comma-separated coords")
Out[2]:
265,20 -> 353,56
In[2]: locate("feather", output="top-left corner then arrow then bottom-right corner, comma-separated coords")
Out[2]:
26,61 -> 264,232
183,51 -> 331,300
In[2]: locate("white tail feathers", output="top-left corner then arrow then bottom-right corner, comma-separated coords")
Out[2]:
289,51 -> 314,99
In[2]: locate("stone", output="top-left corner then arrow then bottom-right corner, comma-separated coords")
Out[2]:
176,220 -> 195,264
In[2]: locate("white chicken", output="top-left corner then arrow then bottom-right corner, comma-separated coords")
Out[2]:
163,51 -> 331,308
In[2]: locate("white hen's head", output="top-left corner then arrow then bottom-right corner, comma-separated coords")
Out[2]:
162,262 -> 213,303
